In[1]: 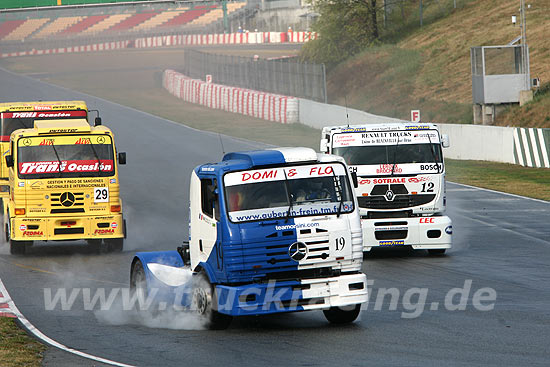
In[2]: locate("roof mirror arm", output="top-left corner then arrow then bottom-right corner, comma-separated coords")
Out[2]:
88,109 -> 102,126
426,132 -> 441,174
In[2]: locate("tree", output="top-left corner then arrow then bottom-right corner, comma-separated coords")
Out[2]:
301,0 -> 380,66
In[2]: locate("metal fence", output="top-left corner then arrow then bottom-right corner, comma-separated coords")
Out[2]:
182,49 -> 327,102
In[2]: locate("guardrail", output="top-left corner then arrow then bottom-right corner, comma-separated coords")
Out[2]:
182,48 -> 326,103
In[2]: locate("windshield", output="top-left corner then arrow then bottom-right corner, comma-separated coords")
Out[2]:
17,135 -> 114,179
1,110 -> 87,141
332,129 -> 443,175
224,163 -> 354,223
333,144 -> 443,165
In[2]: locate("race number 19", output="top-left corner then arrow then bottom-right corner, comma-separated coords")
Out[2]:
94,187 -> 109,203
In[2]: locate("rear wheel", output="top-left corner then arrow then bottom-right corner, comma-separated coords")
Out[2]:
105,238 -> 123,252
130,259 -> 148,310
428,249 -> 446,256
192,272 -> 232,330
323,304 -> 361,324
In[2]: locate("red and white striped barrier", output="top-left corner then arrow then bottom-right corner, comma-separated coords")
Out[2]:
0,288 -> 16,318
0,32 -> 316,59
0,40 -> 130,58
134,31 -> 316,49
163,69 -> 298,124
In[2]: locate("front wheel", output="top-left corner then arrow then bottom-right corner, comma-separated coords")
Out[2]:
10,239 -> 31,255
323,304 -> 361,324
192,272 -> 232,330
105,238 -> 123,252
130,259 -> 148,310
428,249 -> 446,256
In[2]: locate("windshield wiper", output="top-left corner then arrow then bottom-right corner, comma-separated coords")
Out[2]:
426,132 -> 441,174
331,167 -> 345,218
391,134 -> 401,176
50,143 -> 63,178
88,143 -> 103,176
283,169 -> 293,223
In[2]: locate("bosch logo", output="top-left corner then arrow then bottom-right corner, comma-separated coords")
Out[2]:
288,242 -> 308,261
60,192 -> 75,207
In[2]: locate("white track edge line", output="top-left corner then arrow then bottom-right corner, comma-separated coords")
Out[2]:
0,278 -> 136,367
448,181 -> 550,204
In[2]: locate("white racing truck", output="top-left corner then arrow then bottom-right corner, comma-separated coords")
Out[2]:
320,123 -> 452,255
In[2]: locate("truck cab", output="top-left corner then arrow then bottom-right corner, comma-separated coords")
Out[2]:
131,147 -> 367,329
321,123 -> 452,255
5,119 -> 126,255
0,101 -> 89,200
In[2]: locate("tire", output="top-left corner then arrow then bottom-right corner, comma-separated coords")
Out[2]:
323,304 -> 361,324
10,239 -> 31,255
7,218 -> 31,255
87,239 -> 102,254
130,259 -> 148,310
192,272 -> 232,330
105,238 -> 123,253
428,249 -> 446,256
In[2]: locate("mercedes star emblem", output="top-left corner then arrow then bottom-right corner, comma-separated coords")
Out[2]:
385,189 -> 395,201
288,242 -> 308,261
60,192 -> 75,207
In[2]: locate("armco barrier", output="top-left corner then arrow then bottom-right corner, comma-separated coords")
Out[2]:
0,31 -> 316,59
134,31 -> 316,49
163,69 -> 298,124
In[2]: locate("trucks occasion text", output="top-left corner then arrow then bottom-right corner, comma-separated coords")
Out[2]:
131,147 -> 368,329
321,123 -> 452,254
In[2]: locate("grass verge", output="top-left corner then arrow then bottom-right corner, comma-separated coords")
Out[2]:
0,318 -> 45,367
446,158 -> 550,201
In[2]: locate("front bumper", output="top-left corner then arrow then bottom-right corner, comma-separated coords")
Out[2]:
215,273 -> 368,316
10,214 -> 125,241
362,215 -> 452,251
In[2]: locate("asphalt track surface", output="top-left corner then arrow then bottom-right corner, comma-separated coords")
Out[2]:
0,67 -> 549,366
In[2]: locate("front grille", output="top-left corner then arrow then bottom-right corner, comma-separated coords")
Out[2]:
51,208 -> 85,214
370,184 -> 408,195
358,194 -> 435,209
54,228 -> 84,235
260,267 -> 340,282
50,192 -> 85,214
375,230 -> 408,240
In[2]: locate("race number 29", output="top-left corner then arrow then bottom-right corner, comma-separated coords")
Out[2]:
94,187 -> 109,203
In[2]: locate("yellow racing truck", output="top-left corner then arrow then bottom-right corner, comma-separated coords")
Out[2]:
4,119 -> 126,255
0,101 -> 90,201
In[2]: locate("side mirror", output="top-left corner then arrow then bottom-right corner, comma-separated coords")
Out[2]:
320,138 -> 328,153
351,171 -> 358,188
441,134 -> 450,148
5,155 -> 13,168
95,117 -> 102,126
118,152 -> 126,165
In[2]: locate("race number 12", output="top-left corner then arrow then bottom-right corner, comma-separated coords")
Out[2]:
94,187 -> 109,203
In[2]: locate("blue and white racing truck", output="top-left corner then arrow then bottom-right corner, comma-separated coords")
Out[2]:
130,147 -> 367,329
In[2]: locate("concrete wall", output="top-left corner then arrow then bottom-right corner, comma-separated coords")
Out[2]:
298,98 -> 517,164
